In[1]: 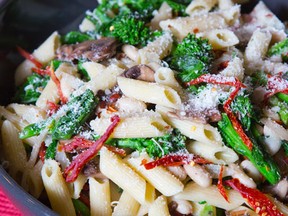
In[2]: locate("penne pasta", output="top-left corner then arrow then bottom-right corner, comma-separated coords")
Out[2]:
112,190 -> 141,216
148,195 -> 170,216
117,77 -> 182,109
175,181 -> 245,210
100,147 -> 154,205
89,178 -> 112,216
126,153 -> 184,196
41,159 -> 76,216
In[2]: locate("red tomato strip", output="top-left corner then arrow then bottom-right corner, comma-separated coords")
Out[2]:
63,137 -> 126,157
186,74 -> 253,150
32,67 -> 51,76
223,86 -> 253,151
49,67 -> 68,104
225,178 -> 284,216
16,46 -> 43,68
39,142 -> 47,163
217,165 -> 229,202
104,145 -> 126,157
264,74 -> 288,100
63,137 -> 93,153
186,74 -> 246,88
143,154 -> 211,170
47,101 -> 60,116
64,115 -> 120,182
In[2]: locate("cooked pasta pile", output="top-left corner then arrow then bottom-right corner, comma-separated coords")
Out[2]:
1,0 -> 288,215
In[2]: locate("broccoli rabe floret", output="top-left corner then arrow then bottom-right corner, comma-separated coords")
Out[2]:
230,93 -> 257,131
268,38 -> 288,62
45,140 -> 58,160
86,0 -> 188,44
251,71 -> 288,125
100,13 -> 162,46
167,33 -> 213,83
72,199 -> 90,216
269,96 -> 288,125
107,129 -> 187,158
14,73 -> 50,104
218,113 -> 281,184
20,89 -> 98,140
282,140 -> 288,156
77,60 -> 90,81
62,31 -> 94,44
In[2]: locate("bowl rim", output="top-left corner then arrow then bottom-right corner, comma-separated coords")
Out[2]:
0,166 -> 58,216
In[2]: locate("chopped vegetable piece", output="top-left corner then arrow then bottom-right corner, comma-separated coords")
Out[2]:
63,136 -> 126,156
39,142 -> 46,163
20,89 -> 98,140
230,93 -> 257,131
143,153 -> 211,170
100,12 -> 161,46
49,67 -> 68,104
199,203 -> 217,216
64,115 -> 120,182
187,74 -> 253,150
45,140 -> 58,160
218,113 -> 281,184
72,199 -> 90,216
225,178 -> 284,216
62,31 -> 93,44
51,89 -> 98,140
167,33 -> 213,83
77,60 -> 90,81
14,73 -> 49,104
107,129 -> 186,158
265,74 -> 288,100
217,165 -> 229,203
17,46 -> 43,68
268,38 -> 288,63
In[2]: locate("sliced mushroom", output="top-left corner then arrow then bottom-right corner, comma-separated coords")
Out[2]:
57,37 -> 118,62
82,157 -> 106,179
121,64 -> 155,82
168,200 -> 193,216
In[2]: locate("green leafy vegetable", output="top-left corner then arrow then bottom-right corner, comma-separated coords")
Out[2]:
269,96 -> 288,125
62,31 -> 93,44
45,140 -> 58,160
282,140 -> 288,155
20,89 -> 98,140
50,59 -> 63,71
231,93 -> 257,131
218,113 -> 281,184
99,12 -> 162,46
72,199 -> 90,216
86,0 -> 188,46
51,89 -> 98,140
107,129 -> 186,158
19,118 -> 53,139
268,38 -> 288,62
167,33 -> 213,83
78,60 -> 90,81
199,203 -> 216,216
14,73 -> 50,104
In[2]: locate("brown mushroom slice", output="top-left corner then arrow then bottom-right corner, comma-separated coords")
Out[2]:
121,64 -> 155,82
57,37 -> 118,62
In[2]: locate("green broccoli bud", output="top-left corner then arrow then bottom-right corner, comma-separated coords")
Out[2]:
167,33 -> 213,83
62,31 -> 93,44
268,38 -> 288,63
107,129 -> 187,158
14,73 -> 50,104
231,93 -> 257,131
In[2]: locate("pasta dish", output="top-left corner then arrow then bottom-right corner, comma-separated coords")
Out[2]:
1,0 -> 288,215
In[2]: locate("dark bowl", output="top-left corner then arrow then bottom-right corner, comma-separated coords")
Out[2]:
0,0 -> 287,215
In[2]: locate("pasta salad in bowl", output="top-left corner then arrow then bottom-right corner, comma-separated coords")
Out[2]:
1,0 -> 288,215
